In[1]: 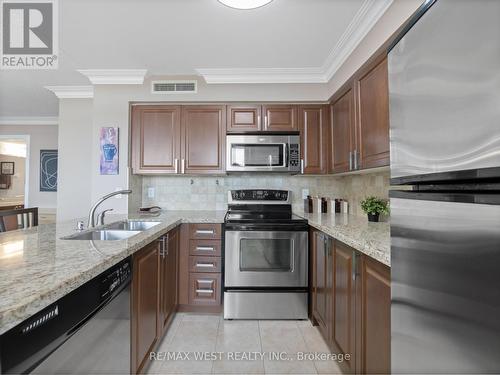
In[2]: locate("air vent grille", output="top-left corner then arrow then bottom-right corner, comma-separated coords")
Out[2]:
152,80 -> 197,94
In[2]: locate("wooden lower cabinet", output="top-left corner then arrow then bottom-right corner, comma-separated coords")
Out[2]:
132,227 -> 179,374
311,229 -> 333,340
131,241 -> 160,374
311,234 -> 391,375
189,273 -> 221,306
358,255 -> 391,374
178,223 -> 222,312
332,241 -> 357,373
159,227 -> 179,336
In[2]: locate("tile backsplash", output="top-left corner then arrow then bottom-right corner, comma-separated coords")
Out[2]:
140,170 -> 391,217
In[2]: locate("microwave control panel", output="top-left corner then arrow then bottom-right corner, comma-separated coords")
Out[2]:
289,144 -> 299,167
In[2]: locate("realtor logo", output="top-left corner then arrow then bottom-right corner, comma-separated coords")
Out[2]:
1,0 -> 58,69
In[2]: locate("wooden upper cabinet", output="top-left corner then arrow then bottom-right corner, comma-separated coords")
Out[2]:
131,105 -> 181,174
329,86 -> 355,174
132,241 -> 160,374
299,105 -> 328,174
227,104 -> 262,132
181,106 -> 226,174
355,57 -> 390,169
359,255 -> 391,375
333,240 -> 357,374
262,105 -> 298,131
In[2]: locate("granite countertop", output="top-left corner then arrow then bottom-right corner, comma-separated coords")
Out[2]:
0,210 -> 225,335
294,211 -> 390,268
0,209 -> 390,336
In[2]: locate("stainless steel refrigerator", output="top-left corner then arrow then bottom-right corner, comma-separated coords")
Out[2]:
388,0 -> 500,373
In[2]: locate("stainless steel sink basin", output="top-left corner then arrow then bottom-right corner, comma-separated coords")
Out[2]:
62,230 -> 141,241
104,220 -> 161,231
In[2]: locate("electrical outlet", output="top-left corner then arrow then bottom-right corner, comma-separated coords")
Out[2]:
302,189 -> 309,199
147,187 -> 155,198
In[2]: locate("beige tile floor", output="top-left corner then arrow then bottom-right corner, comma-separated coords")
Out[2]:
147,313 -> 343,375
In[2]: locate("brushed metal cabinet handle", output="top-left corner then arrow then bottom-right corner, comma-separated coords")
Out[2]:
174,158 -> 179,173
300,159 -> 304,174
352,251 -> 359,281
196,229 -> 215,234
354,149 -> 358,170
196,246 -> 215,252
349,151 -> 353,170
196,263 -> 215,268
257,115 -> 261,129
196,289 -> 214,294
198,279 -> 214,284
181,159 -> 185,174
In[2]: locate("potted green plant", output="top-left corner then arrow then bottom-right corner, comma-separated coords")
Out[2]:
360,196 -> 389,222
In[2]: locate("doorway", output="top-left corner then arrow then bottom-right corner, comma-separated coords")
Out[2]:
0,135 -> 30,210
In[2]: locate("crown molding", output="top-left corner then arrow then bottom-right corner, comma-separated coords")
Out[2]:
321,0 -> 393,81
196,0 -> 393,84
77,69 -> 147,85
195,67 -> 326,84
45,86 -> 94,99
0,116 -> 58,125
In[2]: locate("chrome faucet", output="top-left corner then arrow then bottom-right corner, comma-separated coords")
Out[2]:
87,190 -> 132,228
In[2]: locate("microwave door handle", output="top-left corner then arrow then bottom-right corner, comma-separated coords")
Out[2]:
283,143 -> 288,168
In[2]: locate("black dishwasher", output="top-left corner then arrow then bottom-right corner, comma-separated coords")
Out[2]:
0,257 -> 131,374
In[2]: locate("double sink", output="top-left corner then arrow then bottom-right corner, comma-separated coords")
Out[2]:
62,220 -> 162,241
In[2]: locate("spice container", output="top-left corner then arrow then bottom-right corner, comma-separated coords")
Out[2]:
304,196 -> 313,213
334,199 -> 342,213
321,197 -> 328,213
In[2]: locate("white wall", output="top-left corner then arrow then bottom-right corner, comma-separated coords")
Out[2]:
57,99 -> 93,221
0,125 -> 58,210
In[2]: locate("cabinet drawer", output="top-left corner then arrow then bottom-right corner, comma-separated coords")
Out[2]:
189,273 -> 221,305
189,240 -> 221,257
189,224 -> 221,239
189,256 -> 222,273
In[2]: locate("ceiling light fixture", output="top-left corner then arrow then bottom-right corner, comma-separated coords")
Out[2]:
218,0 -> 273,10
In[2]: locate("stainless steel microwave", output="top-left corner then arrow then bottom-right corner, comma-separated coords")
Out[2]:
226,134 -> 300,173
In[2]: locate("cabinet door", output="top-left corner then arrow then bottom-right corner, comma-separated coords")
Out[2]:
262,105 -> 298,131
355,57 -> 390,169
359,256 -> 391,374
181,106 -> 226,174
312,231 -> 333,341
188,273 -> 221,305
299,105 -> 328,174
227,104 -> 262,132
159,228 -> 179,336
132,241 -> 160,374
329,86 -> 355,174
333,241 -> 357,373
131,105 -> 181,174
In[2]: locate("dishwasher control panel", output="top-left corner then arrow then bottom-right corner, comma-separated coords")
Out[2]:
100,258 -> 132,300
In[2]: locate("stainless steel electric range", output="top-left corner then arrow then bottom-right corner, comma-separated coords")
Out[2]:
223,189 -> 309,320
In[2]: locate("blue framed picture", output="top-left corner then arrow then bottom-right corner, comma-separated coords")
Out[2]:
40,150 -> 58,192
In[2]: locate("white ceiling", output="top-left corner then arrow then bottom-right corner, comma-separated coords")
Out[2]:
0,0 -> 377,119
